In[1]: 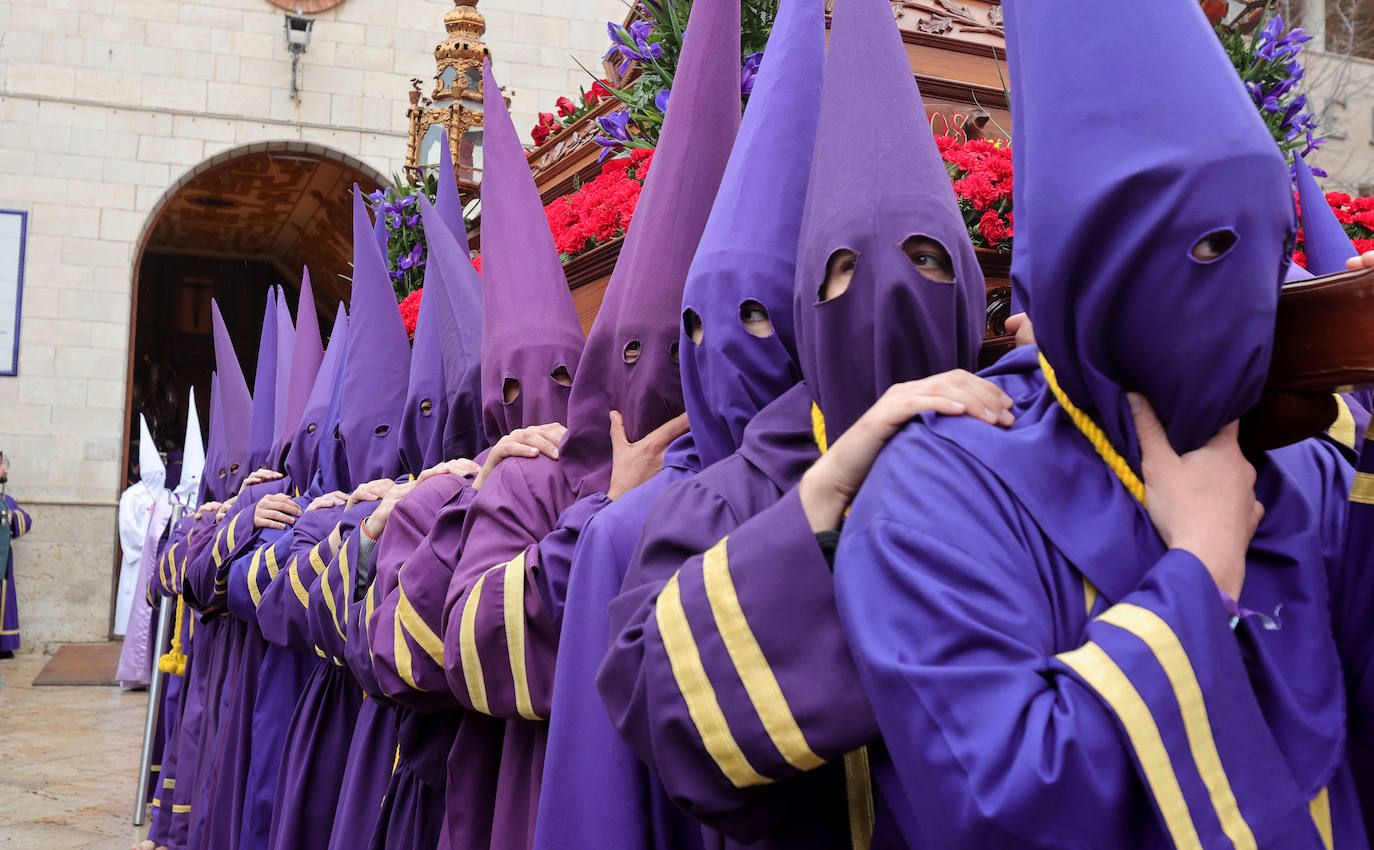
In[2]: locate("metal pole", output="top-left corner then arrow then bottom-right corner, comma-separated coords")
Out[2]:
132,501 -> 184,826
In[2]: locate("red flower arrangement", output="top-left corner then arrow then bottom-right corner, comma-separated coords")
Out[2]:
399,288 -> 423,339
544,148 -> 655,260
1293,191 -> 1374,269
531,81 -> 617,147
937,134 -> 1014,251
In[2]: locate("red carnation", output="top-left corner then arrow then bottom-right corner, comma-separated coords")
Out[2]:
399,289 -> 423,339
1292,249 -> 1307,269
978,210 -> 1009,247
471,254 -> 482,274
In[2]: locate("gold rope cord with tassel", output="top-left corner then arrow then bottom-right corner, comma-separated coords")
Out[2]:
158,594 -> 189,676
1039,353 -> 1145,505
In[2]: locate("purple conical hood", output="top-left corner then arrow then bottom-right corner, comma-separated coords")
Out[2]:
418,194 -> 486,462
340,187 -> 411,483
246,288 -> 279,471
315,311 -> 353,494
397,251 -> 450,475
794,0 -> 983,442
199,373 -> 223,504
270,285 -> 296,466
479,59 -> 586,445
1008,0 -> 1294,459
436,132 -> 469,247
281,268 -> 325,467
1295,155 -> 1355,276
284,303 -> 346,488
680,0 -> 822,467
211,299 -> 253,492
559,0 -> 741,494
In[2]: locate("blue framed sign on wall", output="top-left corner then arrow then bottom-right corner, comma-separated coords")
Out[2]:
0,209 -> 26,377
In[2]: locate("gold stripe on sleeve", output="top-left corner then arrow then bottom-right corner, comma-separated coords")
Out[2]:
1329,394 -> 1357,451
1351,471 -> 1374,505
656,572 -> 771,788
459,570 -> 493,715
1083,576 -> 1100,617
1309,787 -> 1333,850
265,545 -> 280,580
247,547 -> 265,608
320,551 -> 346,639
501,552 -> 541,721
340,538 -> 352,625
227,512 -> 238,551
1097,604 -> 1256,850
309,544 -> 328,576
701,539 -> 824,771
1057,642 -> 1203,850
289,556 -> 311,609
393,601 -> 425,692
397,583 -> 445,669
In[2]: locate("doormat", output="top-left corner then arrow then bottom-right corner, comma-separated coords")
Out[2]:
31,643 -> 121,686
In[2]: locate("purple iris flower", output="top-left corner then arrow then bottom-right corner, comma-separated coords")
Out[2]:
367,189 -> 386,205
407,215 -> 420,227
740,51 -> 764,97
598,109 -> 632,142
655,88 -> 671,112
604,20 -> 663,75
398,195 -> 416,209
388,212 -> 402,229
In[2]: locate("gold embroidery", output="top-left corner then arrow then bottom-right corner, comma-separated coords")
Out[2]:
1097,604 -> 1255,850
501,552 -> 541,721
701,538 -> 824,771
656,573 -> 771,788
459,570 -> 493,714
1057,642 -> 1202,850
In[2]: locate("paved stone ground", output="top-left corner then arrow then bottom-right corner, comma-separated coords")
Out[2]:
0,651 -> 150,848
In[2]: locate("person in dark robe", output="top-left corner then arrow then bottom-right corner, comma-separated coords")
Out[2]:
537,0 -> 822,844
597,0 -> 1008,844
834,0 -> 1372,846
428,7 -> 742,841
0,456 -> 31,658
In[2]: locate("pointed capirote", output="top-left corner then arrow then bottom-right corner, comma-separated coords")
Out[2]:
1004,0 -> 1294,456
477,59 -> 586,444
435,130 -> 470,250
558,0 -> 743,494
138,414 -> 166,491
175,385 -> 205,507
282,269 -> 325,463
246,287 -> 280,471
211,299 -> 254,492
1294,155 -> 1356,276
339,186 -> 412,483
679,0 -> 824,466
396,238 -> 451,475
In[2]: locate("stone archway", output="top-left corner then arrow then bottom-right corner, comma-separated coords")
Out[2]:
119,140 -> 386,514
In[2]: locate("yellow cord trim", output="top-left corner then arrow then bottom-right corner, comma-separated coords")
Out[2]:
843,748 -> 875,850
701,538 -> 824,771
811,402 -> 828,454
1097,604 -> 1255,850
501,552 -> 541,721
656,572 -> 771,788
1310,787 -> 1333,850
1039,353 -> 1145,505
459,570 -> 493,714
158,595 -> 188,676
1057,642 -> 1202,850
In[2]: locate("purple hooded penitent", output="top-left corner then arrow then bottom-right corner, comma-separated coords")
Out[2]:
1295,154 -> 1356,276
272,284 -> 298,466
478,59 -> 586,444
435,131 -> 468,244
200,372 -> 224,504
794,0 -> 983,442
557,0 -> 742,495
679,0 -> 823,467
281,269 -> 326,471
246,287 -> 280,472
832,2 -> 1360,848
211,299 -> 254,493
1013,2 -> 1293,460
340,187 -> 411,483
284,303 -> 348,490
397,229 -> 452,475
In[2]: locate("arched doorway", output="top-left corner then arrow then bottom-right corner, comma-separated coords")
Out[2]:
121,141 -> 386,501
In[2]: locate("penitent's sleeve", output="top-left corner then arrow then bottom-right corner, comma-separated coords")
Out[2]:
256,507 -> 346,653
5,497 -> 31,538
834,430 -> 1326,850
1334,424 -> 1374,747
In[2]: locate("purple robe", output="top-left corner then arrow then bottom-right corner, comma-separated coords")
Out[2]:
835,347 -> 1367,848
0,495 -> 31,653
533,436 -> 701,850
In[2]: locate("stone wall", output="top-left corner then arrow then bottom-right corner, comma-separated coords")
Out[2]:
0,0 -> 621,650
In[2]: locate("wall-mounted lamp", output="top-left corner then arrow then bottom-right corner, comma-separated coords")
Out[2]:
284,10 -> 314,101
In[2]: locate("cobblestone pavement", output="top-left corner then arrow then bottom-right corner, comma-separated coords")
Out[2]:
0,651 -> 150,848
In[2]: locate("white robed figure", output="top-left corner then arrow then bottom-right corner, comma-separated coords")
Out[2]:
114,416 -> 169,637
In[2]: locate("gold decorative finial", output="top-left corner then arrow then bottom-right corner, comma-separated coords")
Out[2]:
406,0 -> 489,189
